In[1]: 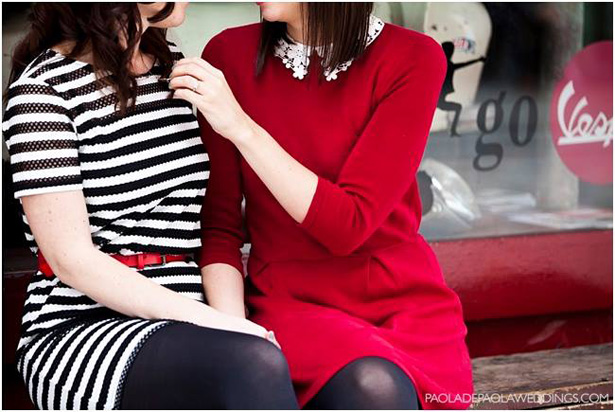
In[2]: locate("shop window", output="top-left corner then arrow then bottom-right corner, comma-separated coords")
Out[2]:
408,3 -> 613,240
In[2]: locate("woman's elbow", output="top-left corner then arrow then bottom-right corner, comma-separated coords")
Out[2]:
42,245 -> 97,284
44,257 -> 76,284
313,210 -> 373,256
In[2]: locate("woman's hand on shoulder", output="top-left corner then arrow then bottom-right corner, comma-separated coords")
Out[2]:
169,57 -> 256,145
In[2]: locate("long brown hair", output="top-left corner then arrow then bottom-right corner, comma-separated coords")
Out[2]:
6,3 -> 175,113
256,3 -> 374,77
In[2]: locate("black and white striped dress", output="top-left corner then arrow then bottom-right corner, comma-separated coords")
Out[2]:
3,42 -> 209,409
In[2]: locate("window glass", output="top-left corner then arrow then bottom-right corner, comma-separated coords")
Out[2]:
407,3 -> 613,240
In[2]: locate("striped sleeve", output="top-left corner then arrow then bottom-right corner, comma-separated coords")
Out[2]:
2,78 -> 82,199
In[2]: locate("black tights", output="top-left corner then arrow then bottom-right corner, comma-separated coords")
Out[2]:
120,322 -> 299,409
121,324 -> 420,410
305,357 -> 422,410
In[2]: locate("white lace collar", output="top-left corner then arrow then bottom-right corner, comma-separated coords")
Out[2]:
273,14 -> 385,81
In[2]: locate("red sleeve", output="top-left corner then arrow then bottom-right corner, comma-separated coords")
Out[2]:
299,36 -> 447,256
196,32 -> 245,274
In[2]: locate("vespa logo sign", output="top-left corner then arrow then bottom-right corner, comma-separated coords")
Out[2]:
556,80 -> 613,148
550,41 -> 613,185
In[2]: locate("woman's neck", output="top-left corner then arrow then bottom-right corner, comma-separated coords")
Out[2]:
286,20 -> 305,44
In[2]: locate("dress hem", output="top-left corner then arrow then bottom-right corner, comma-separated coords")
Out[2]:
112,320 -> 175,409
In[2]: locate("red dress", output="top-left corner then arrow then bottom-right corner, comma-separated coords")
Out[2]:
197,21 -> 474,410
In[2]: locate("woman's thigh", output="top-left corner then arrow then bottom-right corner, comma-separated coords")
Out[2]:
120,322 -> 299,409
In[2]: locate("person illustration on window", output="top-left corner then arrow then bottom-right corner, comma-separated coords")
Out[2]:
438,41 -> 486,137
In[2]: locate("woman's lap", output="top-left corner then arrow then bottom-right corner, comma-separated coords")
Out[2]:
20,297 -> 467,410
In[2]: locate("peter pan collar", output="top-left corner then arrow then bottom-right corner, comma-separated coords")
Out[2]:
273,14 -> 385,81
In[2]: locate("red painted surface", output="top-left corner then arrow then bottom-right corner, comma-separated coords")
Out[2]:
466,309 -> 613,358
432,229 -> 613,322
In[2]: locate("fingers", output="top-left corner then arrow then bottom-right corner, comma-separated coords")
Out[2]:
172,87 -> 201,106
265,330 -> 281,349
169,57 -> 227,98
171,57 -> 224,82
169,75 -> 201,94
200,59 -> 224,77
271,335 -> 281,350
170,61 -> 210,82
177,57 -> 223,76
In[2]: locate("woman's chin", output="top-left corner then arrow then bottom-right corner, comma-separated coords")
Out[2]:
260,11 -> 279,23
258,3 -> 295,23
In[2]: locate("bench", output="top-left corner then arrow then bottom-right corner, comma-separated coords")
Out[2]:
4,338 -> 611,410
470,343 -> 613,409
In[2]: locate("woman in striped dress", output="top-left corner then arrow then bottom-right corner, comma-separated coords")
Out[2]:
3,3 -> 298,410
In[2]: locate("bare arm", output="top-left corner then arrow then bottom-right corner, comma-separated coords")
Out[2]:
23,189 -> 268,337
234,128 -> 318,224
201,263 -> 247,318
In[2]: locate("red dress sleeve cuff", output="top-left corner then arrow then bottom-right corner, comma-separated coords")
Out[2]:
298,175 -> 340,237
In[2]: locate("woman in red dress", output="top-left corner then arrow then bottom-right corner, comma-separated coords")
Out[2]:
170,3 -> 474,409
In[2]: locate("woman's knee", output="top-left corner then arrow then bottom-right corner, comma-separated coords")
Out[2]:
328,357 -> 420,409
232,334 -> 292,381
344,358 -> 405,396
203,332 -> 297,409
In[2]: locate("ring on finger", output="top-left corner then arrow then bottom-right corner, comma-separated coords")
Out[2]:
191,78 -> 200,92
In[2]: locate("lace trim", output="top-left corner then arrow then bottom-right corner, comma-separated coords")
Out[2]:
273,14 -> 385,81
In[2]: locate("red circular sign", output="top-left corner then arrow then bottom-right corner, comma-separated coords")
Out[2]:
550,41 -> 613,185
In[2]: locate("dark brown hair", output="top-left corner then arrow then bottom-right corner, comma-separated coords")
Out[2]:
6,3 -> 175,113
256,3 -> 374,77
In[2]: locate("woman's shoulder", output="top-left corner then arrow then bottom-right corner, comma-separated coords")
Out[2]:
2,51 -> 74,142
201,22 -> 262,60
210,22 -> 262,45
380,23 -> 443,54
4,50 -> 73,111
376,23 -> 446,71
8,49 -> 68,89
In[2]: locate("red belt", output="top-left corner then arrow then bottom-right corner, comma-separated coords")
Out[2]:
37,252 -> 190,278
